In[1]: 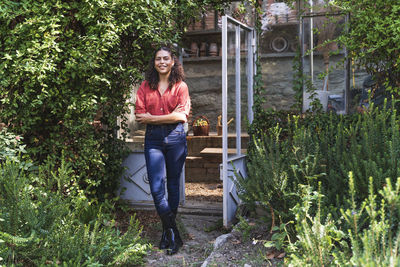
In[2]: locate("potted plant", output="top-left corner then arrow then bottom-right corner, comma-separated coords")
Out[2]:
192,116 -> 210,136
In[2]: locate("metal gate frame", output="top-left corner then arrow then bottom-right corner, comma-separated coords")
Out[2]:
221,15 -> 256,227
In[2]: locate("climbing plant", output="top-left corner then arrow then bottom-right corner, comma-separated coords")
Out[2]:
334,0 -> 400,95
0,0 -> 229,198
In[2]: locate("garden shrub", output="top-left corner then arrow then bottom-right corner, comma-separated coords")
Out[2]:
285,173 -> 400,266
0,0 -> 168,198
335,0 -> 400,95
0,129 -> 28,165
0,156 -> 149,266
239,101 -> 400,224
285,183 -> 347,266
238,103 -> 400,264
0,0 -> 226,199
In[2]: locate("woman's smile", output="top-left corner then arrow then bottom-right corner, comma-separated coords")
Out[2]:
155,50 -> 174,75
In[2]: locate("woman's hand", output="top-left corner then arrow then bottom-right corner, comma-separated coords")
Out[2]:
135,112 -> 153,124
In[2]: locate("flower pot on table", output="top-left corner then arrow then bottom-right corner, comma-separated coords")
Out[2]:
192,116 -> 210,136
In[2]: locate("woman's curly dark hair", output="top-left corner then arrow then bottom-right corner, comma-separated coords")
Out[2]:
145,46 -> 185,90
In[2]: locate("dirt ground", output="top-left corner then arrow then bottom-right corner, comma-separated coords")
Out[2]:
116,182 -> 283,266
184,182 -> 223,203
126,210 -> 283,267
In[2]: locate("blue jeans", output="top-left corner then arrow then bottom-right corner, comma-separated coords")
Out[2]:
144,123 -> 187,216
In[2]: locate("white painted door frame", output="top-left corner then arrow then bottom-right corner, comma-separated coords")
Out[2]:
221,15 -> 256,227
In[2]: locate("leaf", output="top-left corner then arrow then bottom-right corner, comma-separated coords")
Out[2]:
277,252 -> 286,259
266,252 -> 275,260
3,54 -> 12,60
263,241 -> 275,248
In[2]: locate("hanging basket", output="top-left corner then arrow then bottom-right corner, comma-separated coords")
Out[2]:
192,116 -> 210,136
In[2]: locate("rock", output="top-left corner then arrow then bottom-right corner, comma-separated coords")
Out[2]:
201,233 -> 233,267
213,233 -> 232,250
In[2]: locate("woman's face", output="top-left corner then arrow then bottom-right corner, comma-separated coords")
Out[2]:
154,50 -> 174,75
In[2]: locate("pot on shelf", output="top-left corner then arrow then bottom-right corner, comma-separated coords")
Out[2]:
190,42 -> 199,57
216,115 -> 234,136
209,43 -> 218,56
192,115 -> 210,136
199,42 -> 207,57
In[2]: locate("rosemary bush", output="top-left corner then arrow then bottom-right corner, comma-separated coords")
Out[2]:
239,102 -> 400,222
0,157 -> 149,266
285,173 -> 400,266
238,102 -> 400,264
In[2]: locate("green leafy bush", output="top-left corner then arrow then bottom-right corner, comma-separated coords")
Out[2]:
239,102 -> 400,225
0,0 -> 225,199
285,184 -> 347,266
285,173 -> 400,266
335,0 -> 400,95
240,102 -> 400,265
0,157 -> 149,266
0,129 -> 27,164
0,129 -> 33,181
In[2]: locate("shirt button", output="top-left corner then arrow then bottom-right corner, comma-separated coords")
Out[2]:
160,108 -> 163,111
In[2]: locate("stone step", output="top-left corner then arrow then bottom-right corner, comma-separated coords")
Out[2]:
128,200 -> 223,216
180,200 -> 223,216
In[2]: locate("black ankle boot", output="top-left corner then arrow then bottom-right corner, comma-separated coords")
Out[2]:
171,209 -> 183,248
159,222 -> 169,249
160,212 -> 183,255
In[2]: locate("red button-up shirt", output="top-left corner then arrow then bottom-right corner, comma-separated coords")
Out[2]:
135,80 -> 190,118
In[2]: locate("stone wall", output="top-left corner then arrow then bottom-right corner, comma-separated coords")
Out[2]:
183,53 -> 299,130
184,58 -> 222,132
259,53 -> 297,110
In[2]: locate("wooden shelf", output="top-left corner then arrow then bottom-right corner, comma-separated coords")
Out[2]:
260,52 -> 296,58
183,56 -> 221,62
184,29 -> 221,36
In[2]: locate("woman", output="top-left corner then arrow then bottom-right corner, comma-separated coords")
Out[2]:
135,46 -> 190,255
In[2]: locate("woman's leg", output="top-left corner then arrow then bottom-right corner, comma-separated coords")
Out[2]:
165,150 -> 186,211
145,146 -> 176,251
160,126 -> 187,254
144,146 -> 171,216
145,123 -> 186,254
165,127 -> 188,211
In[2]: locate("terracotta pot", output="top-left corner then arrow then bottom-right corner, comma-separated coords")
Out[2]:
199,42 -> 207,57
190,42 -> 198,57
194,19 -> 203,30
204,11 -> 215,30
209,43 -> 218,56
